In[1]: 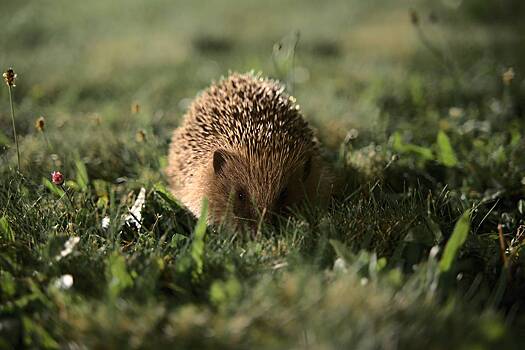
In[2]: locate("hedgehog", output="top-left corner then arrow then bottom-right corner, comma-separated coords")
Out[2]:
167,72 -> 330,230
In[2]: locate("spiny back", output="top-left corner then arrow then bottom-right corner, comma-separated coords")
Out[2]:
176,72 -> 317,172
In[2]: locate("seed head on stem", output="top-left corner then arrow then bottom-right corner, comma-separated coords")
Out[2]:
2,68 -> 17,87
35,116 -> 45,132
3,67 -> 20,171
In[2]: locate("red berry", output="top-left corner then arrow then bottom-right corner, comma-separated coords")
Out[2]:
51,171 -> 64,186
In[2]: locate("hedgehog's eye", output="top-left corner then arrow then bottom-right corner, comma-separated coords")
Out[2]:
236,188 -> 248,202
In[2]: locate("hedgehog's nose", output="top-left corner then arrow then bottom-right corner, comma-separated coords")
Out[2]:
259,206 -> 283,227
255,206 -> 273,226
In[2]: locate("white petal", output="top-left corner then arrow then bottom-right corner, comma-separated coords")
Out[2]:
57,236 -> 80,260
55,274 -> 74,289
125,187 -> 146,229
101,216 -> 111,230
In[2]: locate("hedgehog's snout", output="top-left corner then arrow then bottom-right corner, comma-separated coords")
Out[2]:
255,200 -> 284,225
229,188 -> 291,233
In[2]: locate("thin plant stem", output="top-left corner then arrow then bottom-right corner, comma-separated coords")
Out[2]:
60,184 -> 75,208
7,86 -> 21,171
41,130 -> 52,150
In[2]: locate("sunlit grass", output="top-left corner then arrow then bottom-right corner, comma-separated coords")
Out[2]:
1,0 -> 525,348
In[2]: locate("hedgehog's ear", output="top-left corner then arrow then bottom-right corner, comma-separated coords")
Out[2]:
213,149 -> 228,176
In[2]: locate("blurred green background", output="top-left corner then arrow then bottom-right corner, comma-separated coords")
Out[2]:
1,0 -> 523,148
1,1 -> 525,349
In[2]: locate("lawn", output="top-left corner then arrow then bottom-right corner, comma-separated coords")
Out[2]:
1,0 -> 525,348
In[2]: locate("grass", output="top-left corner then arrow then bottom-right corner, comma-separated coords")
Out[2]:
1,0 -> 525,348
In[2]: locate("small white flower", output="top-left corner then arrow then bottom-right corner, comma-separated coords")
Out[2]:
101,216 -> 111,230
125,187 -> 146,229
333,257 -> 348,273
57,236 -> 80,260
55,274 -> 74,290
448,107 -> 463,119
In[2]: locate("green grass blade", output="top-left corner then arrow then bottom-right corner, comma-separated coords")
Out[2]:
107,251 -> 133,299
43,178 -> 65,197
0,216 -> 15,242
439,210 -> 471,272
436,130 -> 458,167
191,199 -> 208,278
75,159 -> 89,192
393,132 -> 434,161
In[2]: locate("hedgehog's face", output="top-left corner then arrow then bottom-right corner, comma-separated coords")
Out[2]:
206,149 -> 315,231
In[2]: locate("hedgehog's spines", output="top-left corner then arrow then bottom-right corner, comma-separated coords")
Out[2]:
167,72 -> 325,223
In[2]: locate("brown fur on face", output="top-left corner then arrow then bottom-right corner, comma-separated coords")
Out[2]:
204,147 -> 322,229
166,72 -> 331,230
